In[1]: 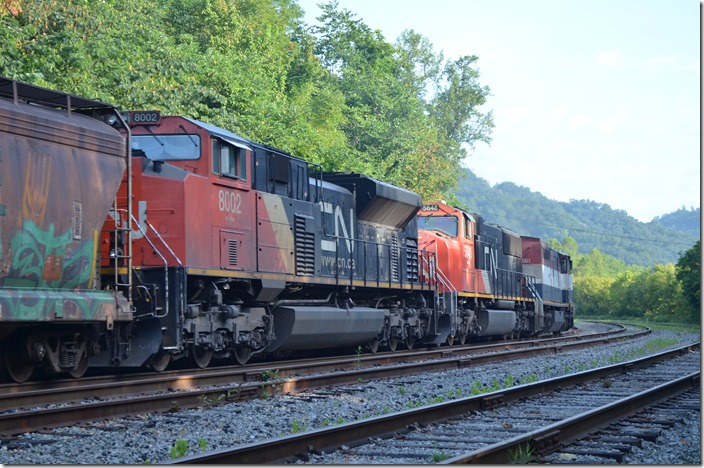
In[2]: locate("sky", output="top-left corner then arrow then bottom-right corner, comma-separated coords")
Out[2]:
295,0 -> 700,222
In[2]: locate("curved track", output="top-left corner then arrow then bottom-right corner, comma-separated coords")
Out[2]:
0,324 -> 642,437
169,343 -> 700,464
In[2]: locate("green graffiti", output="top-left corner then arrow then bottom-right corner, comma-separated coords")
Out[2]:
7,219 -> 94,290
0,219 -> 100,320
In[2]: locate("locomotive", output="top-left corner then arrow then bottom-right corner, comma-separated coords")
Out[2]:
0,77 -> 573,382
417,202 -> 573,345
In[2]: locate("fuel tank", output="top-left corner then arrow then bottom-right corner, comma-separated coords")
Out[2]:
267,306 -> 386,352
477,309 -> 516,336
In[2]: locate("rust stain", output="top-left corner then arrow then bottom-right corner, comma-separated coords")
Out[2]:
21,151 -> 52,226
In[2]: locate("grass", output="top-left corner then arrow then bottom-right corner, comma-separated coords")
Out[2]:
576,317 -> 700,334
509,442 -> 534,464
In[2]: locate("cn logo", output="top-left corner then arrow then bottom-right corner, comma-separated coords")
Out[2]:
320,202 -> 354,253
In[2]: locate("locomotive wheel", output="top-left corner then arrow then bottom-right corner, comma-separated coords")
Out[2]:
3,339 -> 34,383
232,346 -> 251,365
190,347 -> 212,369
405,335 -> 416,350
149,349 -> 172,372
67,352 -> 89,379
387,336 -> 398,352
367,338 -> 379,354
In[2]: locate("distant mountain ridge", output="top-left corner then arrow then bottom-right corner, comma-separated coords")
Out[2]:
454,169 -> 699,267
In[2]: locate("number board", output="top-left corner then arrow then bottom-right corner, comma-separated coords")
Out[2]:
422,203 -> 440,211
124,110 -> 161,126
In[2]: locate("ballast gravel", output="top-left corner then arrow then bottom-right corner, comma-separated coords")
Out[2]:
0,322 -> 699,465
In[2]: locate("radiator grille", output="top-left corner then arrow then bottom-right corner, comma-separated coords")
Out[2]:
227,239 -> 238,266
295,214 -> 315,276
390,234 -> 399,282
406,245 -> 419,282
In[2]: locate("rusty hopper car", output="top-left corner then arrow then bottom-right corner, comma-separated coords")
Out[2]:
0,78 -> 131,382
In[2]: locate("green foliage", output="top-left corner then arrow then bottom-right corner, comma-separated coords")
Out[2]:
1,0 -> 493,206
169,439 -> 189,459
573,275 -> 613,316
291,419 -> 306,433
427,395 -> 446,404
654,207 -> 700,236
455,169 -> 698,267
430,451 -> 450,462
509,442 -> 534,464
308,1 -> 492,200
675,241 -> 700,323
260,369 -> 280,382
197,438 -> 207,452
642,337 -> 679,353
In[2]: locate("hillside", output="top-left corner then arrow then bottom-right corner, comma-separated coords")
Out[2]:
454,169 -> 699,266
653,207 -> 701,236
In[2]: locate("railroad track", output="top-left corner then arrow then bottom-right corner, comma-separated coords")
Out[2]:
168,343 -> 699,464
0,323 -> 641,436
538,386 -> 701,463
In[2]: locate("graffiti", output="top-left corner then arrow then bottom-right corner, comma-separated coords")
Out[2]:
0,219 -> 97,320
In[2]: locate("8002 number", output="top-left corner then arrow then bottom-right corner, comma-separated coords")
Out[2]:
218,189 -> 242,214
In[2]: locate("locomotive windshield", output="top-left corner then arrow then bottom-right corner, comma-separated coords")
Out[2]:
417,215 -> 458,237
132,134 -> 200,160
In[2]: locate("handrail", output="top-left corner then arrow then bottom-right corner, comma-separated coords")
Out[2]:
418,253 -> 456,293
112,209 -> 180,320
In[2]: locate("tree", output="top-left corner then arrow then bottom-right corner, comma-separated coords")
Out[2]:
309,1 -> 493,200
547,236 -> 579,258
573,275 -> 614,316
639,264 -> 688,323
675,240 -> 700,323
574,249 -> 631,277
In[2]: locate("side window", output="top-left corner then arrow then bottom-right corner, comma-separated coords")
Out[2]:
212,138 -> 247,181
212,139 -> 221,173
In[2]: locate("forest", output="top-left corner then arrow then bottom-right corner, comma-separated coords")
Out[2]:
456,169 -> 699,266
0,0 -> 699,324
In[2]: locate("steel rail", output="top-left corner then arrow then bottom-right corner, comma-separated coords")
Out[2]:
441,371 -> 701,464
168,343 -> 699,464
0,327 -> 648,437
0,323 -> 638,413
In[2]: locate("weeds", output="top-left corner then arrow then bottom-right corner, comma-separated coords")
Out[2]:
354,345 -> 363,369
260,369 -> 280,381
169,439 -> 189,460
509,442 -> 534,464
198,438 -> 207,452
291,419 -> 306,434
428,395 -> 446,404
259,369 -> 283,398
430,451 -> 450,462
504,374 -> 514,388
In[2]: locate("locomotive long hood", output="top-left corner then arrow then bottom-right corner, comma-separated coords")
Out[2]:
323,173 -> 421,228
